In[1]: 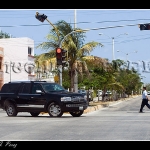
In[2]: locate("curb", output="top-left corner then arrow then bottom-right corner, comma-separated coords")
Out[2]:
84,104 -> 105,114
84,95 -> 140,114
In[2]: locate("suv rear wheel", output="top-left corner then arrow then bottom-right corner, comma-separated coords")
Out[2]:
30,112 -> 40,117
48,102 -> 63,117
70,110 -> 84,117
5,102 -> 18,117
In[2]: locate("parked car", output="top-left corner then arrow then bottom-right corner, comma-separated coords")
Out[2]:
97,90 -> 102,97
105,91 -> 112,96
0,81 -> 88,117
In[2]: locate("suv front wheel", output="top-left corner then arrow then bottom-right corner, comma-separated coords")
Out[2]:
70,110 -> 84,117
48,102 -> 63,117
5,102 -> 18,117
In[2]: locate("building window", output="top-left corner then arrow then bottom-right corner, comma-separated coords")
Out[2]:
28,47 -> 32,55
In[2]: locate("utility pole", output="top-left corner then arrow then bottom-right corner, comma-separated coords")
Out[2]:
99,33 -> 128,61
74,9 -> 77,29
74,9 -> 78,93
112,37 -> 115,60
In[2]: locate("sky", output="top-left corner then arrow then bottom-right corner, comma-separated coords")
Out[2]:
0,9 -> 150,84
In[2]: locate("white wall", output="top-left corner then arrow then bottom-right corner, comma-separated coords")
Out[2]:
0,37 -> 35,83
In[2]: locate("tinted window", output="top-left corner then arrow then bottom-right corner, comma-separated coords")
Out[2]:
18,83 -> 31,94
1,83 -> 20,93
41,83 -> 65,92
31,84 -> 43,94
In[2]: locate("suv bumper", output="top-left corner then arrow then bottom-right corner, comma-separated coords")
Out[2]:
62,103 -> 88,112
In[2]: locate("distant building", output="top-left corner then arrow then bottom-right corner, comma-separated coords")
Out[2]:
0,37 -> 35,89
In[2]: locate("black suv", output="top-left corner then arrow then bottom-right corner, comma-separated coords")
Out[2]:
0,81 -> 88,117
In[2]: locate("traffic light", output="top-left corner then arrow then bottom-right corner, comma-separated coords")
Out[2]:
56,48 -> 62,65
139,24 -> 150,30
56,48 -> 67,66
61,49 -> 67,66
35,12 -> 47,22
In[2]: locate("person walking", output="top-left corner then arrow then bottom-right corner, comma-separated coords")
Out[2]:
139,86 -> 150,113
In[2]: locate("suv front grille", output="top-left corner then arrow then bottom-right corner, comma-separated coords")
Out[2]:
71,96 -> 85,103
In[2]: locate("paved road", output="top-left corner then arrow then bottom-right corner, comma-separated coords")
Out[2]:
1,95 -> 150,141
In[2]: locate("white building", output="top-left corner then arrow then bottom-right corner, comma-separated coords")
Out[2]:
0,37 -> 35,89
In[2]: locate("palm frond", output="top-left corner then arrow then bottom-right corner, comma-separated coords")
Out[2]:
36,42 -> 58,50
78,42 -> 103,57
35,50 -> 56,62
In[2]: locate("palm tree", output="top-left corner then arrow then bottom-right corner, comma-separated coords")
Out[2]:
36,20 -> 103,91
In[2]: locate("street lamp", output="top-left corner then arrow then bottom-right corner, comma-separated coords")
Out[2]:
99,33 -> 128,61
117,50 -> 138,61
59,30 -> 87,48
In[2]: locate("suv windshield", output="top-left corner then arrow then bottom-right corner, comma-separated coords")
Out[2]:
41,83 -> 65,92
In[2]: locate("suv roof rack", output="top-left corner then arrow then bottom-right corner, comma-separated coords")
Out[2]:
31,81 -> 47,83
8,81 -> 47,83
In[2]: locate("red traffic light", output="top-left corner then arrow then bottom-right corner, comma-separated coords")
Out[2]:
56,48 -> 62,53
56,48 -> 67,66
56,48 -> 62,65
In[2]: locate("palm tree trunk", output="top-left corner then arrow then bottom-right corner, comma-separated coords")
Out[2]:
102,87 -> 106,101
70,68 -> 75,92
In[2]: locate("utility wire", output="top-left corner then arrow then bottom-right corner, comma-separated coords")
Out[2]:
81,22 -> 149,31
1,19 -> 150,27
0,21 -> 149,31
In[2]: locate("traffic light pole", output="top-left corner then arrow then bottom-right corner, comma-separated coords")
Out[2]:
58,31 -> 76,86
35,12 -> 86,86
45,18 -> 60,42
59,30 -> 83,86
42,16 -> 62,85
45,18 -> 62,86
35,12 -> 62,85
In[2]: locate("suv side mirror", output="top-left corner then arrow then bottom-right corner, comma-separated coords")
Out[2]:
36,90 -> 44,94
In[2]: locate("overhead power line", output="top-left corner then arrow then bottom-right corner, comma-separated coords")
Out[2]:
0,24 -> 49,27
0,22 -> 149,31
81,22 -> 150,31
73,19 -> 150,24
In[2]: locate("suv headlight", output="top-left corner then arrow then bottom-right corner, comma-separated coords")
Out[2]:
61,97 -> 71,102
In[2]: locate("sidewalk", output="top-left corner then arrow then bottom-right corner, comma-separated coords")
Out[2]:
84,95 -> 140,114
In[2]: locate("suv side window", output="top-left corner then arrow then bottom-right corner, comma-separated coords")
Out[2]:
18,83 -> 31,94
1,84 -> 20,93
31,84 -> 43,94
